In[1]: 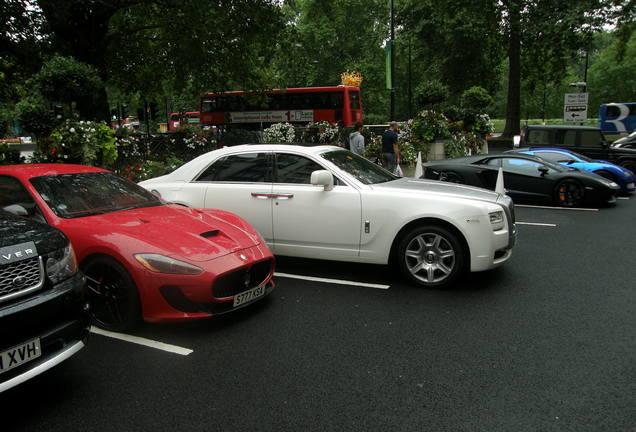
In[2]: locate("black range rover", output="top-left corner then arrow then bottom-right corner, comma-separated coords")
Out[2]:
0,210 -> 89,393
518,124 -> 636,173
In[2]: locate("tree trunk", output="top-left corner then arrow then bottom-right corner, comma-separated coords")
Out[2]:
502,1 -> 521,138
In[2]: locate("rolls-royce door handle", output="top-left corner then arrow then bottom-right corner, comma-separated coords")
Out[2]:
274,193 -> 294,200
250,193 -> 294,200
251,193 -> 276,199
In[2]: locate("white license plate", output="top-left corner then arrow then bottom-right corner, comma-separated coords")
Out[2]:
0,338 -> 41,375
627,182 -> 634,189
233,285 -> 266,307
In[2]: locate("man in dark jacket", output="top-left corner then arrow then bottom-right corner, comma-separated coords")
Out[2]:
382,121 -> 400,173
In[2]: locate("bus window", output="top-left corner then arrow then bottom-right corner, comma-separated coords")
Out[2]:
349,91 -> 360,110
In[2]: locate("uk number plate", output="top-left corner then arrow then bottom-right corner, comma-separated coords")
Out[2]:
233,285 -> 266,307
0,338 -> 41,375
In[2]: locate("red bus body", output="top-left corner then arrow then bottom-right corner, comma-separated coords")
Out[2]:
168,112 -> 200,131
199,86 -> 363,128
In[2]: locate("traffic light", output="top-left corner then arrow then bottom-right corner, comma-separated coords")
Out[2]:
121,105 -> 129,119
137,108 -> 145,122
149,102 -> 159,121
54,105 -> 63,119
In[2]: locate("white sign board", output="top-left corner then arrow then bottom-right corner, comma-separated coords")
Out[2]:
227,110 -> 313,124
564,93 -> 588,122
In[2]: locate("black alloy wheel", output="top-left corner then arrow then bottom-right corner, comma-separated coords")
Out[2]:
397,224 -> 465,289
83,256 -> 141,332
439,171 -> 464,184
554,179 -> 584,207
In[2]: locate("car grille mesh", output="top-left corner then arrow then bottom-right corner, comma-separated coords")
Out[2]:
0,257 -> 44,302
212,259 -> 273,298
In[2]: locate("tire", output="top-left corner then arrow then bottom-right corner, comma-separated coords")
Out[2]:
594,170 -> 617,182
397,225 -> 465,289
83,256 -> 141,332
554,179 -> 584,207
438,171 -> 464,184
619,160 -> 636,174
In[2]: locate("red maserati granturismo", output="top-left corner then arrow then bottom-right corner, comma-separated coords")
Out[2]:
0,164 -> 275,331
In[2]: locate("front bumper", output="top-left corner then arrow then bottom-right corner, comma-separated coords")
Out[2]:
0,272 -> 90,393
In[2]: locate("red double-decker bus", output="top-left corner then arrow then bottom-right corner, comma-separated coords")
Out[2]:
199,85 -> 363,128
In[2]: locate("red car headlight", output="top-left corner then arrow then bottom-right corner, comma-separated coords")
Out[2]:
134,253 -> 203,275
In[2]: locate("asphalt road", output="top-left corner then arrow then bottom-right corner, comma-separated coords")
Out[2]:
2,198 -> 635,432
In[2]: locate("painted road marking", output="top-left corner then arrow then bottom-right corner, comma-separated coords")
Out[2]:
515,204 -> 599,211
274,272 -> 390,290
90,327 -> 193,356
516,221 -> 557,227
618,197 -> 629,200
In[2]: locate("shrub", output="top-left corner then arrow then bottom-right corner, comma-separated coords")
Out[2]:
262,122 -> 295,143
44,120 -> 117,166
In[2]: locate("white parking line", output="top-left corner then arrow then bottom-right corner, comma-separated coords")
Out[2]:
618,197 -> 630,200
515,204 -> 599,211
90,326 -> 193,356
516,221 -> 557,227
274,272 -> 390,290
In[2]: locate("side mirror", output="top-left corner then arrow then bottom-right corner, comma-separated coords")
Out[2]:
2,204 -> 28,217
538,167 -> 549,176
310,170 -> 334,191
513,135 -> 521,148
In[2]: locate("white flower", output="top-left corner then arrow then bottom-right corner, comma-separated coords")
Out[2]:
69,128 -> 75,133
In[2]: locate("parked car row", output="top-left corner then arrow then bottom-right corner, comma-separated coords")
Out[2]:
425,125 -> 634,207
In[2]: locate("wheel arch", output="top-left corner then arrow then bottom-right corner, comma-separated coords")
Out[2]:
388,217 -> 470,271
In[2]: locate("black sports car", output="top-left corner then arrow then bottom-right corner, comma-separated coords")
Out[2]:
422,153 -> 621,207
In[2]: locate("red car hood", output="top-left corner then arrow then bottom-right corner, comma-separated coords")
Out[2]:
75,204 -> 261,262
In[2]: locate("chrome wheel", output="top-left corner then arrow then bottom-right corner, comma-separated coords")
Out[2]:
397,225 -> 464,288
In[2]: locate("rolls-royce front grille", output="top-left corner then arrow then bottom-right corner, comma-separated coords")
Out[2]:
212,259 -> 273,298
0,256 -> 45,303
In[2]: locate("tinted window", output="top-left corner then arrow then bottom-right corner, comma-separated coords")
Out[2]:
502,158 -> 551,175
196,153 -> 270,183
484,158 -> 501,167
554,130 -> 576,147
30,172 -> 162,219
579,131 -> 604,148
527,130 -> 550,145
275,154 -> 325,184
349,91 -> 361,110
0,175 -> 38,217
535,151 -> 570,163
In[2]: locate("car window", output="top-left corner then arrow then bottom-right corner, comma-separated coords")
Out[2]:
275,153 -> 327,184
527,130 -> 550,145
319,150 -> 396,185
535,151 -> 570,163
195,152 -> 270,183
554,130 -> 576,147
502,158 -> 551,175
579,131 -> 604,148
484,158 -> 501,167
0,175 -> 38,217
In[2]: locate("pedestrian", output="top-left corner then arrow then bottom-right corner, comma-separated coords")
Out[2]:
382,121 -> 401,173
349,122 -> 365,156
336,120 -> 349,149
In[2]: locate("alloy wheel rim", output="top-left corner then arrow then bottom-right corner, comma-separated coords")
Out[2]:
405,233 -> 456,283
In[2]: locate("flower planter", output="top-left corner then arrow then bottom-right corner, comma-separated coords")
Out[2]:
428,139 -> 446,161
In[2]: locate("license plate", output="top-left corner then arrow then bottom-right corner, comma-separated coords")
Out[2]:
0,338 -> 41,375
233,285 -> 266,307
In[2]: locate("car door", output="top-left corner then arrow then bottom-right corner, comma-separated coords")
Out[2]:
500,157 -> 555,202
577,130 -> 610,161
270,152 -> 361,259
195,151 -> 274,244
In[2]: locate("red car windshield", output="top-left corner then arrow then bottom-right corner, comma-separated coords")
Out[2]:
30,172 -> 163,218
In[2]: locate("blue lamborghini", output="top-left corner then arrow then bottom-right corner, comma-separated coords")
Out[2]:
510,148 -> 635,193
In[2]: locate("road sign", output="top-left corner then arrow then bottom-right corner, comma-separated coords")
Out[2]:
564,92 -> 588,122
564,105 -> 588,122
